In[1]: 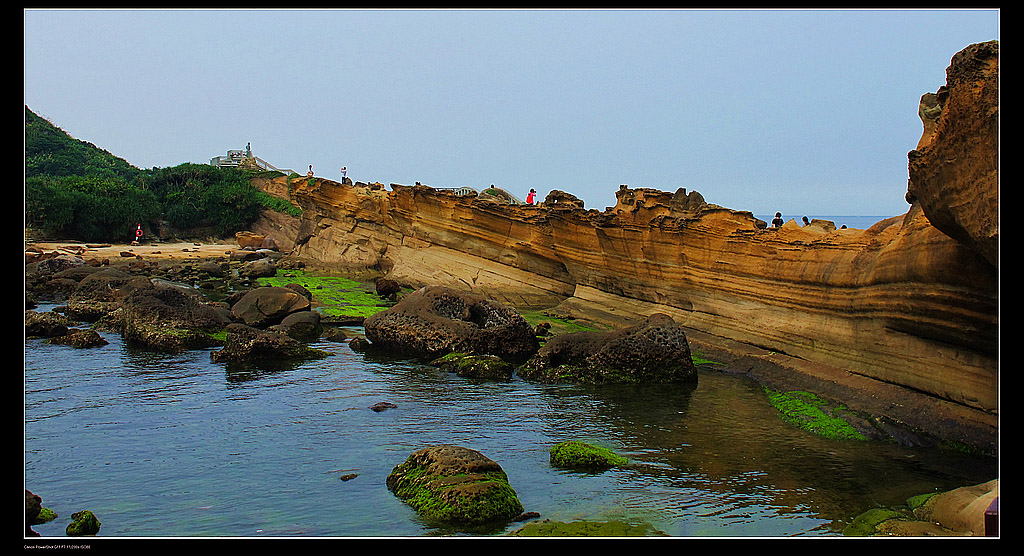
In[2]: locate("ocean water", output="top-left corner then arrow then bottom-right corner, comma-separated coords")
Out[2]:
24,303 -> 996,538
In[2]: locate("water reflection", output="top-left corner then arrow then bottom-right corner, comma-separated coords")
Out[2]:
24,329 -> 996,537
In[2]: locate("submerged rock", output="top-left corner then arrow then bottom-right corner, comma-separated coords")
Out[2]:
518,313 -> 697,384
363,285 -> 538,362
386,444 -> 524,525
549,440 -> 628,471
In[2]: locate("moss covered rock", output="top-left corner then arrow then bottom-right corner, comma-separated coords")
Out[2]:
66,510 -> 101,536
386,444 -> 524,525
550,440 -> 628,471
430,352 -> 514,380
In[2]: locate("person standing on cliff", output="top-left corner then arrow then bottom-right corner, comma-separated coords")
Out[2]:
307,165 -> 314,178
526,189 -> 537,204
771,212 -> 784,228
341,166 -> 347,183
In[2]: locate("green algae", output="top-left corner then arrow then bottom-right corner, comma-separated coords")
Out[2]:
387,465 -> 524,525
842,507 -> 903,536
764,388 -> 869,441
550,440 -> 628,471
256,270 -> 391,319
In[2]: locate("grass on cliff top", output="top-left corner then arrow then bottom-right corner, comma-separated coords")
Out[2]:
256,269 -> 392,318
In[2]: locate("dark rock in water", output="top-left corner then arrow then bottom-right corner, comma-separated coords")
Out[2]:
211,323 -> 331,363
363,286 -> 539,362
47,328 -> 108,348
369,401 -> 398,412
323,327 -> 348,342
230,286 -> 310,327
25,310 -> 72,338
66,510 -> 101,536
518,313 -> 697,384
25,490 -> 42,537
386,444 -> 524,525
348,337 -> 371,352
115,280 -> 232,352
278,310 -> 323,341
431,352 -> 514,380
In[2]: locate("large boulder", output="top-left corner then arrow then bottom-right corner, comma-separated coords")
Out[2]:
114,280 -> 232,352
362,286 -> 539,361
386,445 -> 524,525
518,313 -> 697,384
230,286 -> 310,327
63,268 -> 145,321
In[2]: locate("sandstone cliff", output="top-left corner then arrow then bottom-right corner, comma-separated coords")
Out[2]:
249,42 -> 998,447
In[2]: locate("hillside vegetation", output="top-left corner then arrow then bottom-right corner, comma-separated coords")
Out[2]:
24,106 -> 297,243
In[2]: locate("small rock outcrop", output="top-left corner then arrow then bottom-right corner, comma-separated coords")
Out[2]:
65,510 -> 101,536
518,313 -> 697,384
210,323 -> 331,364
549,440 -> 628,472
363,286 -> 539,361
386,445 -> 524,525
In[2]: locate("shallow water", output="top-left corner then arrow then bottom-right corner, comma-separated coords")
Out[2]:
24,310 -> 996,538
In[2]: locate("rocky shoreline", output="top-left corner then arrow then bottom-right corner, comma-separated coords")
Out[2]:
26,237 -> 993,454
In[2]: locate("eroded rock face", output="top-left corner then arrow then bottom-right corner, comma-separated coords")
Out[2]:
363,285 -> 539,361
908,40 -> 998,268
250,42 -> 998,421
518,313 -> 697,384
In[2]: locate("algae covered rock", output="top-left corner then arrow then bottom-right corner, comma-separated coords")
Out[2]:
386,444 -> 524,525
549,440 -> 628,471
66,510 -> 101,536
430,352 -> 514,380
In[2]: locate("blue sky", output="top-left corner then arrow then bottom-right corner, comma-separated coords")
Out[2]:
24,8 -> 998,218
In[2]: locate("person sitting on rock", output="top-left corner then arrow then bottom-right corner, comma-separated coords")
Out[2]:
771,212 -> 784,228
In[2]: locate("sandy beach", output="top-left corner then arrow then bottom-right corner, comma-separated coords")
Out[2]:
26,240 -> 243,262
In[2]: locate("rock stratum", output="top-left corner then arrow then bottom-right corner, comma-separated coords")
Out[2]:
250,42 -> 998,450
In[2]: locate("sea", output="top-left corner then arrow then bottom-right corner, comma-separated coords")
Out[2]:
25,297 -> 995,539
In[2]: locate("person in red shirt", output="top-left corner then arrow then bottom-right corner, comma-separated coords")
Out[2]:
526,189 -> 536,204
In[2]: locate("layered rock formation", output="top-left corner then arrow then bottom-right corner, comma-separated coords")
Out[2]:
249,43 -> 998,445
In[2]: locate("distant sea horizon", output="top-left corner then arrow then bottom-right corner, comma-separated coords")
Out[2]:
755,214 -> 900,230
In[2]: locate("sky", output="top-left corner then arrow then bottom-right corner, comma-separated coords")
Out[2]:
24,8 -> 999,218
